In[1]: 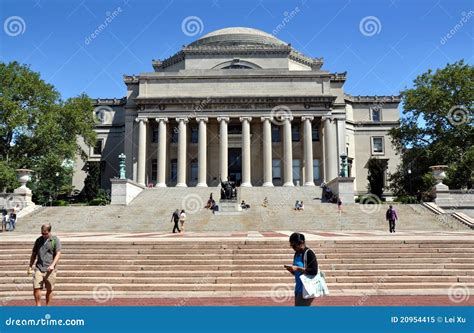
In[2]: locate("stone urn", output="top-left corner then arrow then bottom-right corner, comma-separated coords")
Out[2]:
430,165 -> 448,187
14,169 -> 33,195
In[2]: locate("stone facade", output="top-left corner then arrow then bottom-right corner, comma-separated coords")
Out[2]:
72,27 -> 401,196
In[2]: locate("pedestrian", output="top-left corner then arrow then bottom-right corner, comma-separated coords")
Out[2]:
285,232 -> 318,306
170,209 -> 181,233
9,206 -> 18,231
337,197 -> 342,215
386,204 -> 398,233
1,207 -> 7,232
28,224 -> 62,306
179,209 -> 186,233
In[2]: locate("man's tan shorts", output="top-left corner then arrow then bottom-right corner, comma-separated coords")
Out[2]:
33,270 -> 56,290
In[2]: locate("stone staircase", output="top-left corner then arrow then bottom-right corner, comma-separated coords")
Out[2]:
15,188 -> 470,232
1,239 -> 473,301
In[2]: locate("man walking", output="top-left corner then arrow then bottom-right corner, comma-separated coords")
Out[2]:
170,209 -> 181,233
386,205 -> 398,233
28,224 -> 61,306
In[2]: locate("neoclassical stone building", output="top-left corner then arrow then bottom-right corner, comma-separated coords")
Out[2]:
73,27 -> 401,195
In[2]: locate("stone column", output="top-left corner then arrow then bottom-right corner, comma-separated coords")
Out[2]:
176,117 -> 188,187
261,117 -> 273,187
155,117 -> 168,187
196,117 -> 208,187
135,118 -> 148,186
324,116 -> 338,181
302,116 -> 315,186
240,116 -> 252,187
282,116 -> 294,187
217,117 -> 229,181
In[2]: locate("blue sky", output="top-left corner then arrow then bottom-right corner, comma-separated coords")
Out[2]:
1,0 -> 473,100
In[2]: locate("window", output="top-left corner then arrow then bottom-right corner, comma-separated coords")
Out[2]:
271,125 -> 281,142
191,159 -> 198,183
222,64 -> 253,69
272,159 -> 281,180
171,127 -> 178,143
228,124 -> 241,134
371,106 -> 381,122
313,159 -> 321,181
292,160 -> 301,184
152,128 -> 159,143
190,126 -> 198,143
170,159 -> 177,182
93,139 -> 103,155
292,123 -> 300,142
312,125 -> 320,141
151,159 -> 157,182
371,137 -> 384,154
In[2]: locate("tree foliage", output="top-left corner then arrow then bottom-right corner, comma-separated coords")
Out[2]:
0,61 -> 96,202
389,60 -> 474,195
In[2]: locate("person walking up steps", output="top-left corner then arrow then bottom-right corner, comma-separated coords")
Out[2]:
386,205 -> 398,233
171,209 -> 181,233
179,209 -> 186,233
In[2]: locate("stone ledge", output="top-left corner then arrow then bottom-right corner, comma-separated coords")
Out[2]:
110,178 -> 145,206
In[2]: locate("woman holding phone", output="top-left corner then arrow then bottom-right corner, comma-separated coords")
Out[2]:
285,232 -> 318,306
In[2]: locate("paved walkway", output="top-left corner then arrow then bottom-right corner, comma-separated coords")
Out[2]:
3,296 -> 473,306
1,230 -> 473,242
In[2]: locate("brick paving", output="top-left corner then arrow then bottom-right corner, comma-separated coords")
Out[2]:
3,296 -> 473,307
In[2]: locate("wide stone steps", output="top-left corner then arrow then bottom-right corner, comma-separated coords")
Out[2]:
16,187 -> 471,232
1,239 -> 473,299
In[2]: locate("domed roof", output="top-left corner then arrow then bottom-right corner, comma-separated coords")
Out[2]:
189,27 -> 287,47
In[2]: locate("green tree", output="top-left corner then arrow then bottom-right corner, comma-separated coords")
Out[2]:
0,61 -> 96,203
389,60 -> 474,194
367,158 -> 386,199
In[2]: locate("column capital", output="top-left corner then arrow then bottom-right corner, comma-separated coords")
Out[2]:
322,116 -> 334,122
301,116 -> 314,122
217,116 -> 230,123
196,117 -> 209,123
239,116 -> 252,122
176,117 -> 189,123
282,115 -> 294,122
261,116 -> 272,122
155,117 -> 168,123
135,117 -> 148,123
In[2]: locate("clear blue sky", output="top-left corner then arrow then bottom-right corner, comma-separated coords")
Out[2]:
1,0 -> 473,100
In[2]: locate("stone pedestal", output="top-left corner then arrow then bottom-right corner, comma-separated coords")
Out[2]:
110,178 -> 145,205
430,165 -> 454,207
326,177 -> 355,204
13,169 -> 35,213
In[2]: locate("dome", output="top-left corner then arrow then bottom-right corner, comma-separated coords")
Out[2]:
188,27 -> 287,47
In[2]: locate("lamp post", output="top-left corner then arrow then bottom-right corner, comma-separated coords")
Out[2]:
407,168 -> 412,196
339,153 -> 348,177
118,153 -> 126,179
